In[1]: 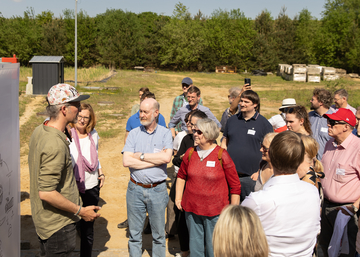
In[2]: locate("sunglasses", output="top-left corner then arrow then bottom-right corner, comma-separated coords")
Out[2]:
260,143 -> 269,152
182,83 -> 191,88
286,106 -> 302,114
327,119 -> 347,127
193,129 -> 203,135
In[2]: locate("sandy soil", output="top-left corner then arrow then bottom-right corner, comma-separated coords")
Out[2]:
19,83 -> 279,256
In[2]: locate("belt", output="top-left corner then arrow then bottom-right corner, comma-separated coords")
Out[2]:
130,177 -> 166,188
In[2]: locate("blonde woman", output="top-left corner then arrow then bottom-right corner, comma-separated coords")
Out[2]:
252,132 -> 277,191
297,135 -> 325,191
213,205 -> 269,257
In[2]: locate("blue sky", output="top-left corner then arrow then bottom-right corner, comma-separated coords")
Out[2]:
3,0 -> 326,19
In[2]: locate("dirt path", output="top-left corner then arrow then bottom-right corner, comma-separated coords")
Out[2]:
19,96 -> 44,127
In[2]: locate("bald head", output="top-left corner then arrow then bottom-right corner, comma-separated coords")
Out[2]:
141,98 -> 159,112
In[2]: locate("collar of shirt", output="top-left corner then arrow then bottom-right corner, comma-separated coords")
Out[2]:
237,111 -> 259,121
333,133 -> 356,150
140,124 -> 159,135
226,105 -> 241,117
263,173 -> 300,189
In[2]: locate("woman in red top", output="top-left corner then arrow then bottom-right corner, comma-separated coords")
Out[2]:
175,118 -> 241,257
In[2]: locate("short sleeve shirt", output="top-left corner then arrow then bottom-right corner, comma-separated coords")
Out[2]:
223,112 -> 273,176
122,125 -> 173,184
126,111 -> 166,132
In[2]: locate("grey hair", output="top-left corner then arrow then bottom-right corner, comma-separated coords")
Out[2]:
46,103 -> 69,119
196,118 -> 219,141
229,87 -> 242,98
334,88 -> 348,100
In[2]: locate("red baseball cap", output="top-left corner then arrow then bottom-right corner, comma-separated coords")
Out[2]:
323,108 -> 356,127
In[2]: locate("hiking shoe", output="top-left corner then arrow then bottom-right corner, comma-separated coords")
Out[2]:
117,219 -> 128,229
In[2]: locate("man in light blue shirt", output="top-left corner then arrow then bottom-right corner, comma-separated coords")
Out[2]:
123,98 -> 173,257
168,86 -> 221,138
309,88 -> 333,160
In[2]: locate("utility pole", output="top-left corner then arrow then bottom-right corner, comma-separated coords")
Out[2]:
75,0 -> 78,87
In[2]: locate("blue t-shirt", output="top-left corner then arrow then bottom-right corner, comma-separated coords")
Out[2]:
122,125 -> 173,184
309,109 -> 333,160
223,112 -> 273,176
126,111 -> 166,132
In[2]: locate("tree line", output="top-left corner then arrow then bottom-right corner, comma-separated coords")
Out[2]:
1,0 -> 359,73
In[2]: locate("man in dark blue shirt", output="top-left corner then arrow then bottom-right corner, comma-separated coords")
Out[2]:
221,90 -> 273,202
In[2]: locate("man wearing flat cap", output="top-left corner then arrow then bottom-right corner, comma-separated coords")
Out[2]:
170,77 -> 203,135
28,84 -> 100,256
320,108 -> 360,257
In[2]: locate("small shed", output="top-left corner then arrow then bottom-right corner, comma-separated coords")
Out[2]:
29,56 -> 65,94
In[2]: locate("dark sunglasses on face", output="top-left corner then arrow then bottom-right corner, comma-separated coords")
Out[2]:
260,143 -> 269,152
327,119 -> 347,127
182,83 -> 191,88
193,129 -> 203,135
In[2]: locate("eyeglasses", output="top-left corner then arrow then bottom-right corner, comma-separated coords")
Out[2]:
182,83 -> 191,88
327,119 -> 346,127
193,129 -> 203,135
260,143 -> 269,152
78,115 -> 90,121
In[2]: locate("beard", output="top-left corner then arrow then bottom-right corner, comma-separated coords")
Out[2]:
140,114 -> 155,126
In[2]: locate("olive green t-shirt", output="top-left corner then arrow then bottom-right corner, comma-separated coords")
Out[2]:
28,124 -> 80,240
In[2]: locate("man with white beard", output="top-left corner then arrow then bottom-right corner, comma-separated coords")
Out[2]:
122,98 -> 173,257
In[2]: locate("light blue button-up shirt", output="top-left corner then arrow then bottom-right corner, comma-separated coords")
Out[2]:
168,104 -> 221,131
122,125 -> 173,184
309,109 -> 333,160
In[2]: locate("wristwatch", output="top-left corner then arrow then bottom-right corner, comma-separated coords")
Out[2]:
351,204 -> 358,213
140,153 -> 145,161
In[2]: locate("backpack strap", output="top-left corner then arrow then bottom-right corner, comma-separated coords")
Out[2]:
188,146 -> 224,168
188,146 -> 196,163
218,147 -> 224,168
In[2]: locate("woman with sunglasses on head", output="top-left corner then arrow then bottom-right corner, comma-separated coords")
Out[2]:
175,118 -> 241,257
285,105 -> 312,135
252,132 -> 277,192
69,103 -> 104,257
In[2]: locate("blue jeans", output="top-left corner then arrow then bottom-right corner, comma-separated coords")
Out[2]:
126,180 -> 169,257
39,223 -> 76,257
185,212 -> 219,257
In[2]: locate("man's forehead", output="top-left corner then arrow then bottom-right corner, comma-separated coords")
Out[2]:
240,97 -> 252,102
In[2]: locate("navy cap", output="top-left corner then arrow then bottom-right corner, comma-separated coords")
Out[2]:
182,77 -> 193,86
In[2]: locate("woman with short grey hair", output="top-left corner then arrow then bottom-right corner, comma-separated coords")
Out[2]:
175,118 -> 240,257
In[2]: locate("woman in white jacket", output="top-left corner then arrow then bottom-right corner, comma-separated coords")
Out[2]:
69,103 -> 104,257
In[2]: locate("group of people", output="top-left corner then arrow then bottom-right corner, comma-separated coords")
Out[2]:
28,78 -> 360,257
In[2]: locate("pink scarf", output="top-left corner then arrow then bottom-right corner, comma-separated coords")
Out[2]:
71,128 -> 98,193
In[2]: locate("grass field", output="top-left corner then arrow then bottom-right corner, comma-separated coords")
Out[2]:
18,67 -> 360,158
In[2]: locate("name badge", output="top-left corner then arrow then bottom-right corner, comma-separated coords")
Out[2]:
321,127 -> 328,133
206,161 -> 215,167
336,168 -> 345,176
247,129 -> 256,135
154,148 -> 162,153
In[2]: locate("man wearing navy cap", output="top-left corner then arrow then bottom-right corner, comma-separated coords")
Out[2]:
170,77 -> 203,135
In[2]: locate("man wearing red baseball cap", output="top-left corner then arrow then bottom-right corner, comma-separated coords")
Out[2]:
319,108 -> 360,257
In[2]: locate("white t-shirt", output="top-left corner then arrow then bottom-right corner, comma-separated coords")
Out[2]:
173,130 -> 187,173
242,174 -> 320,257
268,113 -> 286,130
69,129 -> 101,190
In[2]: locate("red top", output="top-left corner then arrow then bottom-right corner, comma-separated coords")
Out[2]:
177,145 -> 241,217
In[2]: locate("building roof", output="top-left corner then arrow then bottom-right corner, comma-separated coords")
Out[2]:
29,56 -> 64,63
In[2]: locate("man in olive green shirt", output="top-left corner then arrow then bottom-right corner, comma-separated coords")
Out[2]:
28,84 -> 100,256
